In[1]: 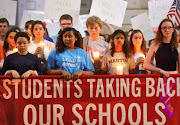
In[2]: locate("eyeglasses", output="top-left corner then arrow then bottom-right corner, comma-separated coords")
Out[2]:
161,27 -> 173,31
60,23 -> 72,26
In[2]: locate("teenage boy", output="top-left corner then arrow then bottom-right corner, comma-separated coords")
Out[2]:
83,16 -> 109,63
1,32 -> 44,78
0,18 -> 9,46
51,14 -> 73,44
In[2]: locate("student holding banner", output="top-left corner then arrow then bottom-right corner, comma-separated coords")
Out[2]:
143,19 -> 180,77
0,18 -> 9,46
129,29 -> 148,74
28,20 -> 55,63
0,32 -> 44,78
101,29 -> 135,75
51,14 -> 73,44
46,28 -> 94,81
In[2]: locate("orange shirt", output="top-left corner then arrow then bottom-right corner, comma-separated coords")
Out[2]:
0,44 -> 6,60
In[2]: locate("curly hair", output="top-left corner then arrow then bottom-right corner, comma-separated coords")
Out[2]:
155,18 -> 177,50
56,28 -> 82,53
3,28 -> 18,52
129,29 -> 147,55
14,32 -> 30,43
111,29 -> 131,58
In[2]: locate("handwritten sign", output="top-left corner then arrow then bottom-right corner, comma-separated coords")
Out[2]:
79,14 -> 90,30
131,12 -> 155,41
0,0 -> 17,25
20,10 -> 44,29
148,0 -> 173,28
46,22 -> 60,37
90,0 -> 127,27
44,0 -> 81,24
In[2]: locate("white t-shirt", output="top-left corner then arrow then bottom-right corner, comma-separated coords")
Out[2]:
101,51 -> 135,75
83,37 -> 109,63
28,40 -> 55,60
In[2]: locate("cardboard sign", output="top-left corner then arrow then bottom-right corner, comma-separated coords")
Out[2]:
44,0 -> 81,24
90,0 -> 127,27
148,0 -> 173,28
131,12 -> 155,41
0,0 -> 17,25
20,10 -> 44,29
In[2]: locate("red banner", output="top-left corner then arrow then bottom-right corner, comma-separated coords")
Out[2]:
0,74 -> 180,125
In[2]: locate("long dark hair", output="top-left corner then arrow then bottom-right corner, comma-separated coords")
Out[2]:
56,28 -> 82,53
129,29 -> 147,55
111,29 -> 131,58
155,18 -> 177,50
3,28 -> 18,52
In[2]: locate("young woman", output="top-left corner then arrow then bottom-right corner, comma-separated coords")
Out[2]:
3,28 -> 18,56
143,19 -> 180,77
46,28 -> 94,81
28,20 -> 55,63
0,32 -> 44,78
101,29 -> 135,75
129,29 -> 148,74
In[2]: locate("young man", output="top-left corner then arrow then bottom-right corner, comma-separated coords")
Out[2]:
83,16 -> 109,63
51,14 -> 73,44
0,18 -> 9,46
0,32 -> 44,78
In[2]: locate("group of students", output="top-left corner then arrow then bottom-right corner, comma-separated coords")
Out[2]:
0,14 -> 179,80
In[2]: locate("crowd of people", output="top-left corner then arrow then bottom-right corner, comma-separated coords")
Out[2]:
0,14 -> 179,80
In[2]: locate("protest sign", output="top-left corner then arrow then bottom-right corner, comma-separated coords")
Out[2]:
0,0 -> 17,25
46,22 -> 60,37
0,74 -> 179,124
44,0 -> 81,24
148,0 -> 173,28
131,12 -> 155,41
20,10 -> 44,29
90,0 -> 127,27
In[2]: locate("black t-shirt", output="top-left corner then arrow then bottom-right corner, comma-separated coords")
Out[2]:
155,43 -> 178,71
0,52 -> 44,75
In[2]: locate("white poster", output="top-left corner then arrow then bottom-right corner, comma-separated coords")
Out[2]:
46,22 -> 60,37
0,0 -> 17,25
90,0 -> 127,27
131,12 -> 155,41
44,0 -> 81,24
148,0 -> 173,28
18,0 -> 45,27
79,15 -> 90,30
20,10 -> 44,29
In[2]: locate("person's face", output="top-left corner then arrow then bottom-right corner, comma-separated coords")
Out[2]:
0,22 -> 9,36
63,31 -> 77,49
87,24 -> 101,36
7,32 -> 16,48
132,32 -> 143,46
16,37 -> 29,54
33,24 -> 45,38
161,21 -> 174,38
60,19 -> 73,31
113,33 -> 125,47
25,24 -> 33,37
